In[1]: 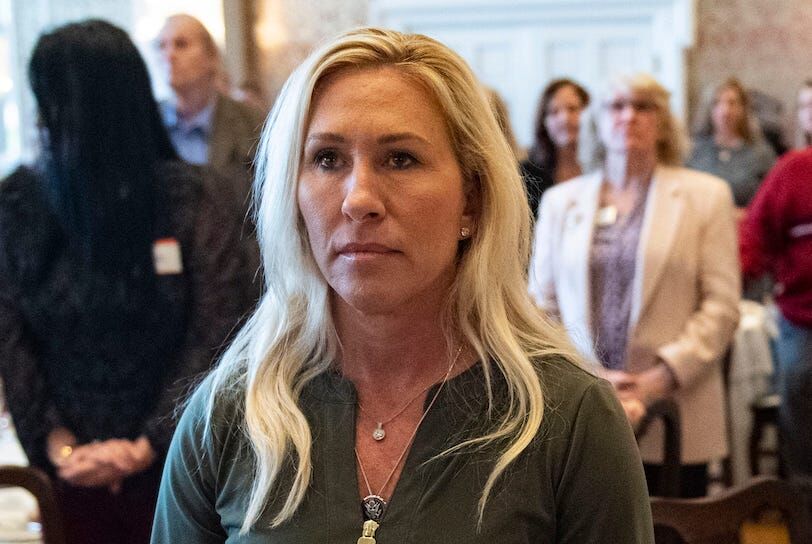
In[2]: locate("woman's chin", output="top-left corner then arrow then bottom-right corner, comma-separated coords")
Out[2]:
331,286 -> 404,317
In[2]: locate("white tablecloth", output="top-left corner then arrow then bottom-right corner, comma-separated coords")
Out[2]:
0,419 -> 41,543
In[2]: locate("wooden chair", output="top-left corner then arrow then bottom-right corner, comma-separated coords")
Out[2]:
636,398 -> 682,498
750,393 -> 782,476
0,465 -> 65,544
716,347 -> 734,487
651,476 -> 809,544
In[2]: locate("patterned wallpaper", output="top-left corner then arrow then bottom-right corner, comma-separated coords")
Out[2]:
253,0 -> 368,102
689,0 -> 812,142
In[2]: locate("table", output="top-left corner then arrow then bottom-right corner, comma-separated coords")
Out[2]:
0,416 -> 41,543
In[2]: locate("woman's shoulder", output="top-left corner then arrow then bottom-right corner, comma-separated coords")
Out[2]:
659,165 -> 731,196
537,171 -> 599,210
158,375 -> 250,533
173,376 -> 243,466
654,167 -> 736,226
688,135 -> 716,154
177,376 -> 244,445
750,138 -> 777,163
773,147 -> 812,173
533,356 -> 638,459
152,160 -> 225,242
690,135 -> 715,148
534,355 -> 606,409
529,356 -> 653,541
0,166 -> 44,217
155,160 -> 247,226
0,167 -> 56,273
686,136 -> 715,165
154,160 -> 206,204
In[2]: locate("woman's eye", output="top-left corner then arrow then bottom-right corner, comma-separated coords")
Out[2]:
314,150 -> 342,170
387,151 -> 417,170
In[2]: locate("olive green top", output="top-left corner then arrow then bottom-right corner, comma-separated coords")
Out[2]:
151,359 -> 654,543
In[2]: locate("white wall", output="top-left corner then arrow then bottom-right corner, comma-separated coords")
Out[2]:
371,0 -> 695,148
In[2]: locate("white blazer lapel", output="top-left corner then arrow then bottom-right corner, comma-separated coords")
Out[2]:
558,171 -> 602,360
629,167 -> 685,329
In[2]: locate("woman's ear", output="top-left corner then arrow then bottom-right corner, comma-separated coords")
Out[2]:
461,173 -> 482,235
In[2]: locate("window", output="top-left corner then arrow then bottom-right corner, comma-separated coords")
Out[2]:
0,0 -> 21,176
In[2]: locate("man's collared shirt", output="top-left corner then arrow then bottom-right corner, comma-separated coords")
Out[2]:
161,100 -> 215,165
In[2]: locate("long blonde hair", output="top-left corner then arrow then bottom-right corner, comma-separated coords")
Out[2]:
202,27 -> 578,533
586,72 -> 687,168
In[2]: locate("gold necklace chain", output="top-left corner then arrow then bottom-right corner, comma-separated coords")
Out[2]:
356,365 -> 453,442
354,345 -> 462,522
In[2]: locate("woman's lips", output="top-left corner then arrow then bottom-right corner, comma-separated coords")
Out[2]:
337,242 -> 398,261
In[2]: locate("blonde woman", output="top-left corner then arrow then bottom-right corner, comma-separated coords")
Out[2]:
530,74 -> 740,498
152,28 -> 653,543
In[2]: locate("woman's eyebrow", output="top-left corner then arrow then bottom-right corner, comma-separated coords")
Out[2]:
377,133 -> 430,145
305,132 -> 431,146
305,132 -> 346,144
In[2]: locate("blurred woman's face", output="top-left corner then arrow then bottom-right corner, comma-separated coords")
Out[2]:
297,66 -> 474,316
797,86 -> 812,138
599,89 -> 660,159
711,87 -> 746,137
544,85 -> 585,148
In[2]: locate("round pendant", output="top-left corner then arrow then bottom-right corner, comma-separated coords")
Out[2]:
372,424 -> 386,441
361,494 -> 387,522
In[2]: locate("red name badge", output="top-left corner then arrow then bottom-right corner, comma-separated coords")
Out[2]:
152,238 -> 183,275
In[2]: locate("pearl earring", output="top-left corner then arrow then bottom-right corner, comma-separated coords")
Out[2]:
459,226 -> 471,238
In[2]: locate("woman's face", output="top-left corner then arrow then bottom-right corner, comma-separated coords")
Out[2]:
544,85 -> 585,148
797,86 -> 812,138
599,89 -> 660,158
298,66 -> 474,316
711,87 -> 746,137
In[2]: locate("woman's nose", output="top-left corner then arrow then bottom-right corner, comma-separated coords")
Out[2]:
619,105 -> 638,121
341,162 -> 386,222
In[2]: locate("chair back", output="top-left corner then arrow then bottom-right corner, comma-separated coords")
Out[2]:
0,465 -> 65,544
651,476 -> 810,544
636,398 -> 682,497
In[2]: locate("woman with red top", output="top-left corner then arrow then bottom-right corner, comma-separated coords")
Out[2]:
740,144 -> 812,517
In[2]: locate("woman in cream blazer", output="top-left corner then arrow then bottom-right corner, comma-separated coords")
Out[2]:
530,74 -> 740,497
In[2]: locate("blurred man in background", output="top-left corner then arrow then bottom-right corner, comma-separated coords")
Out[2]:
156,14 -> 264,200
